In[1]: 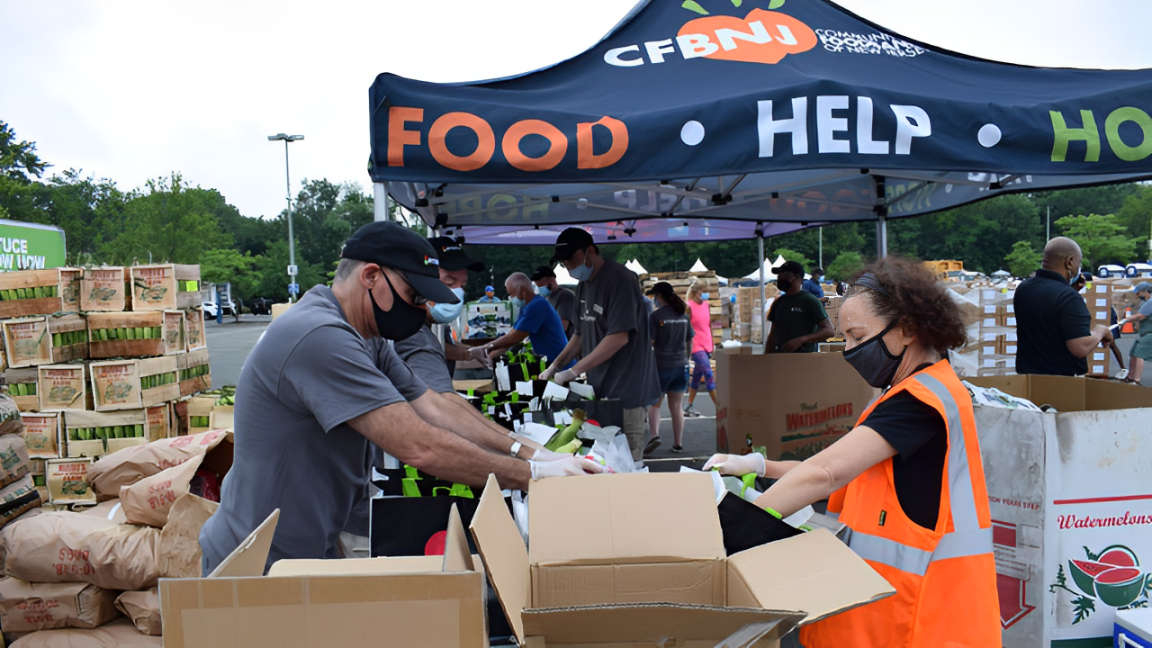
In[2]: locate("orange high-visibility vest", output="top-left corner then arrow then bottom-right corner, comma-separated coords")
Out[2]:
800,360 -> 1000,648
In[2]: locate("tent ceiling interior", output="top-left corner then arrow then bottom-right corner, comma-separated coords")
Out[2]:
370,0 -> 1152,245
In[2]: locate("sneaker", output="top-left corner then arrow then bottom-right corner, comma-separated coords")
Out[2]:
644,437 -> 661,456
671,445 -> 683,453
683,404 -> 701,418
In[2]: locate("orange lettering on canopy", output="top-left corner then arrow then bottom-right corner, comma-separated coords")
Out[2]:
577,116 -> 629,169
429,112 -> 495,172
388,107 -> 424,167
502,120 -> 568,172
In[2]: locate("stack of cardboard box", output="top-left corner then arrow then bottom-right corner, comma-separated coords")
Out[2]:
639,271 -> 725,347
1083,280 -> 1114,376
0,265 -> 214,475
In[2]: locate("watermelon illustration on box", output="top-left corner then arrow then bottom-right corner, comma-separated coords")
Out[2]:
1053,545 -> 1152,623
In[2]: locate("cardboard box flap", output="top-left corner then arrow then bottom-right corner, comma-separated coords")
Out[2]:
470,474 -> 529,643
726,528 -> 895,623
268,555 -> 444,576
443,502 -> 474,573
208,508 -> 279,578
529,473 -> 725,566
521,603 -> 804,645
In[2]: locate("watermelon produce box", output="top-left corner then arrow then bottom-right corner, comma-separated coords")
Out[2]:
79,266 -> 128,312
184,305 -> 206,351
37,364 -> 90,411
2,316 -> 52,368
89,356 -> 179,412
47,313 -> 88,363
4,367 -> 39,411
970,375 -> 1152,648
0,267 -> 83,318
129,263 -> 204,311
178,348 -> 211,397
185,395 -> 215,434
19,411 -> 61,459
87,310 -> 183,359
469,472 -> 894,648
161,505 -> 488,648
62,409 -> 151,458
714,350 -> 874,458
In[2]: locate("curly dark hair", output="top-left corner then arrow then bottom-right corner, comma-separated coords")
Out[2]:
846,256 -> 968,352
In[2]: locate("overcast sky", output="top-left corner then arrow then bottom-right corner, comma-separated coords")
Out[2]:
4,0 -> 1151,221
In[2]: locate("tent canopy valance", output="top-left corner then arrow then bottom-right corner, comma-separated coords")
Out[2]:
369,0 -> 1152,243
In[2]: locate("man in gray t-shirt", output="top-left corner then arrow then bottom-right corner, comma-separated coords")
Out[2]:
541,228 -> 661,461
199,223 -> 601,574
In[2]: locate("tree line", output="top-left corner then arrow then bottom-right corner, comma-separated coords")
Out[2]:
1,120 -> 1150,306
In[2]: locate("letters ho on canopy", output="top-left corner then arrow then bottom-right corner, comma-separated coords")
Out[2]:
369,0 -> 1152,245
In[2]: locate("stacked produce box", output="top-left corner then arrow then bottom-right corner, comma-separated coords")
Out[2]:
729,285 -> 780,342
0,265 -> 213,468
975,287 -> 1018,376
0,266 -> 231,646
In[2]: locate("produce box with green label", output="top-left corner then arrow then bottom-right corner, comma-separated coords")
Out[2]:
87,310 -> 181,359
37,364 -> 90,412
2,316 -> 52,368
0,267 -> 83,318
45,456 -> 96,506
130,263 -> 203,311
79,267 -> 127,312
89,356 -> 179,412
19,411 -> 61,459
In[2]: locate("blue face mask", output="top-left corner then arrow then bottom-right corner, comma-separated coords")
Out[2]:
428,287 -> 466,324
569,255 -> 594,282
700,292 -> 711,300
538,285 -> 551,297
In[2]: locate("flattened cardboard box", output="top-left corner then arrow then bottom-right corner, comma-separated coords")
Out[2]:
470,472 -> 894,648
160,506 -> 487,648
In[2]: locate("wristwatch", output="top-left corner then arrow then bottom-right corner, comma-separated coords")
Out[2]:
509,441 -> 523,459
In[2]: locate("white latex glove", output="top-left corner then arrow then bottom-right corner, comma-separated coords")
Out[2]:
468,345 -> 490,362
529,447 -> 570,462
554,368 -> 578,385
702,453 -> 767,477
530,456 -> 605,479
539,365 -> 558,381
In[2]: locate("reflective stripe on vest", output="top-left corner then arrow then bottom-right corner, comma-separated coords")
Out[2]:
839,370 -> 991,574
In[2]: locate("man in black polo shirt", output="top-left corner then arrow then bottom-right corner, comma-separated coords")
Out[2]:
1015,237 -> 1113,376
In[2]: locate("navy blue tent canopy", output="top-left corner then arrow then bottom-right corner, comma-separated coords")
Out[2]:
369,0 -> 1152,243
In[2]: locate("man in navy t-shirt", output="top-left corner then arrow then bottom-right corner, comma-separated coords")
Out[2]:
471,272 -> 570,365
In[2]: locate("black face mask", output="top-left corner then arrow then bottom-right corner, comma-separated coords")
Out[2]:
370,272 -> 427,341
843,320 -> 906,388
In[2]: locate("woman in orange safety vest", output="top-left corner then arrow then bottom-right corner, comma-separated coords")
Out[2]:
706,257 -> 999,647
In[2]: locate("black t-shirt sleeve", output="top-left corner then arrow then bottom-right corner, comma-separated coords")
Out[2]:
1058,293 -> 1093,342
862,391 -> 946,459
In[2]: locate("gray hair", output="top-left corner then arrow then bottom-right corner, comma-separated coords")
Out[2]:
335,258 -> 366,282
505,272 -> 533,294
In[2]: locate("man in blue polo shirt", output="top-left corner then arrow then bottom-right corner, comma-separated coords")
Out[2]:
472,272 -> 569,365
1015,237 -> 1114,376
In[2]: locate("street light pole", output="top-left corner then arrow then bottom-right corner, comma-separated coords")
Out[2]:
268,133 -> 304,302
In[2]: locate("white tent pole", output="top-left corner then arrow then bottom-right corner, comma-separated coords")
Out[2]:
877,213 -> 888,258
374,183 -> 391,222
758,235 -> 766,346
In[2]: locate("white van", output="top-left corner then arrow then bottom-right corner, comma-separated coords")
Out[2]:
1097,264 -> 1126,278
1126,263 -> 1152,278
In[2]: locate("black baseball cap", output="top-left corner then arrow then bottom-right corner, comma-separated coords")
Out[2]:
772,260 -> 805,276
428,236 -> 484,272
531,265 -> 556,281
646,281 -> 676,300
340,222 -> 459,304
553,228 -> 595,262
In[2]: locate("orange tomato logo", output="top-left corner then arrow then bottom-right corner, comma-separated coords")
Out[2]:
678,8 -> 817,65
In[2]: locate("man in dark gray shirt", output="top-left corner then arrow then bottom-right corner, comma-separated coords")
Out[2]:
532,265 -> 577,337
541,228 -> 661,461
200,222 -> 601,574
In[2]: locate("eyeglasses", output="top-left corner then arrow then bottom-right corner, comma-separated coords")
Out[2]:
381,268 -> 428,306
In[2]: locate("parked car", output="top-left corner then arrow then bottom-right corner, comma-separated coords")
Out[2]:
202,301 -> 218,318
248,297 -> 274,316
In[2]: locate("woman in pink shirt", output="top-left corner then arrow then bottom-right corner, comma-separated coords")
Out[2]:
683,280 -> 716,418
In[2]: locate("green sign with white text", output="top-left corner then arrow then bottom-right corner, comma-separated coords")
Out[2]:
0,220 -> 67,271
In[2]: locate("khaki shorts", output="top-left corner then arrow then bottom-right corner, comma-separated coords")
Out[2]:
622,407 -> 647,461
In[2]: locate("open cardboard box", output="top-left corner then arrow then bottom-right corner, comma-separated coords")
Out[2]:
160,506 -> 487,647
470,472 -> 894,648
